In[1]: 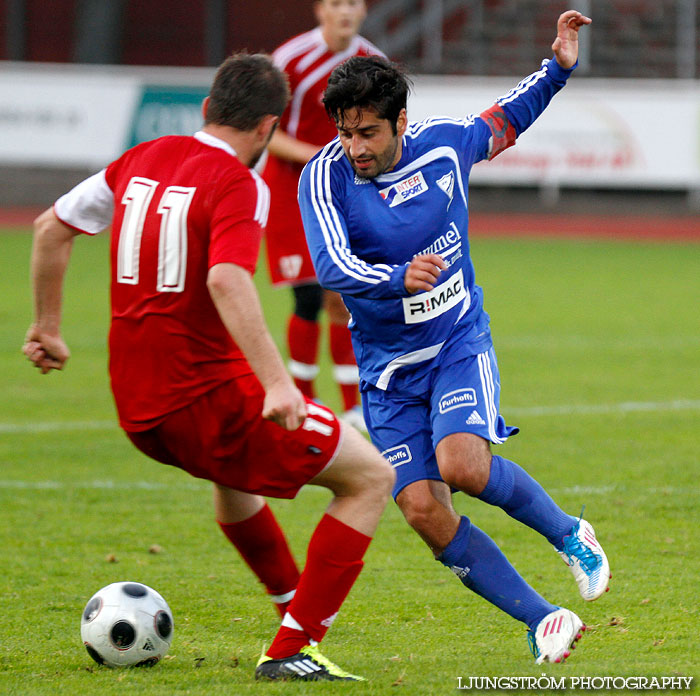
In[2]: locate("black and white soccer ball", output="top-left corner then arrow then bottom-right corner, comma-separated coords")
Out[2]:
81,582 -> 174,667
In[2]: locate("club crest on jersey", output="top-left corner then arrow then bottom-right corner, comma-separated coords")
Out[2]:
437,170 -> 455,206
439,388 -> 477,414
381,444 -> 412,468
378,171 -> 428,207
402,269 -> 468,324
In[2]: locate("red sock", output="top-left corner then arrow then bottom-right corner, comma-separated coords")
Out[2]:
329,323 -> 359,411
217,504 -> 300,617
287,315 -> 320,399
266,514 -> 372,659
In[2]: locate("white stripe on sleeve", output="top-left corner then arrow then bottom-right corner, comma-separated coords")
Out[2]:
496,65 -> 548,106
250,170 -> 270,228
309,149 -> 391,286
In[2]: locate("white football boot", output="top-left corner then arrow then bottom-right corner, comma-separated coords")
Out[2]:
558,518 -> 611,601
528,608 -> 585,664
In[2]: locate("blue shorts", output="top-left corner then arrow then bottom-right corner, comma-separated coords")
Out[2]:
362,347 -> 519,499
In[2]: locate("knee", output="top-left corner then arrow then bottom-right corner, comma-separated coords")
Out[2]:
368,456 -> 395,501
347,441 -> 395,504
448,457 -> 491,496
344,455 -> 394,516
398,489 -> 444,537
438,436 -> 492,496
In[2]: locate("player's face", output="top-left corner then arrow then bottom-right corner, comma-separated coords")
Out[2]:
316,0 -> 367,46
336,106 -> 406,179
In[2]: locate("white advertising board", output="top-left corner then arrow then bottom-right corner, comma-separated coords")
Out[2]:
1,62 -> 698,191
0,67 -> 140,168
409,75 -> 700,190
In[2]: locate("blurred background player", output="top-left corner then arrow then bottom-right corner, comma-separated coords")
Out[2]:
262,0 -> 385,430
23,52 -> 394,682
300,11 -> 610,664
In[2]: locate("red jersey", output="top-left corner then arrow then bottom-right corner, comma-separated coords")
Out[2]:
263,27 -> 384,285
273,27 -> 384,146
54,132 -> 269,431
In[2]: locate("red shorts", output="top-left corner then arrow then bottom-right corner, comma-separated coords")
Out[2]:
126,374 -> 342,498
263,156 -> 317,287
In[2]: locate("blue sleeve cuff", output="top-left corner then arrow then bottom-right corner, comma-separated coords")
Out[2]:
544,57 -> 577,84
390,262 -> 411,297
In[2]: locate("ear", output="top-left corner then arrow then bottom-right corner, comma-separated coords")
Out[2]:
396,108 -> 408,138
201,96 -> 210,121
257,114 -> 279,141
313,0 -> 323,24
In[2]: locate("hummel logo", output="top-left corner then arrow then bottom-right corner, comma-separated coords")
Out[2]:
466,410 -> 485,426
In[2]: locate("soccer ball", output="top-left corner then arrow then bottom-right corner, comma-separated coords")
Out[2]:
80,581 -> 174,667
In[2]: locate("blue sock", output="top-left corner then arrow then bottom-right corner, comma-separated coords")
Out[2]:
438,516 -> 556,630
478,455 -> 575,549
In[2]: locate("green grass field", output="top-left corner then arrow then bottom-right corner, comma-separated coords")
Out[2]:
1,228 -> 698,695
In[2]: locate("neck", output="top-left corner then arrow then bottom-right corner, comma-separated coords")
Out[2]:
202,123 -> 254,167
322,28 -> 352,53
387,138 -> 403,173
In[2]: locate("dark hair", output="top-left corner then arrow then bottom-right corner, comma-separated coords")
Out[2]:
323,56 -> 411,134
205,53 -> 290,131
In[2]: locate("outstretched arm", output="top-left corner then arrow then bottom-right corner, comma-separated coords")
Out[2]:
477,9 -> 592,160
552,10 -> 592,69
23,208 -> 80,373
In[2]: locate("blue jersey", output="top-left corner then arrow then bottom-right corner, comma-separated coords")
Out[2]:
299,58 -> 575,391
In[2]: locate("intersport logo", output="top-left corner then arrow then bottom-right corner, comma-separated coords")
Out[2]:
402,269 -> 468,324
378,171 -> 428,207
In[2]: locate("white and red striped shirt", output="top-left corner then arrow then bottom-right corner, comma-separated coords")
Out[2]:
273,27 -> 385,146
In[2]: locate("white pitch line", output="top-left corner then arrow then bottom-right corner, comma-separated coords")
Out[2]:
0,420 -> 116,434
0,480 -> 696,496
0,479 -> 208,491
506,398 -> 700,417
0,399 -> 699,434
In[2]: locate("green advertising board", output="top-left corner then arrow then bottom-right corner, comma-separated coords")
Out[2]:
126,85 -> 209,148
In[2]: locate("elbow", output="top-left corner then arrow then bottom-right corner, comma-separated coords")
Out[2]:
314,266 -> 337,293
33,207 -> 78,249
311,253 -> 341,291
207,262 -> 247,301
33,207 -> 55,231
34,208 -> 61,239
206,265 -> 227,299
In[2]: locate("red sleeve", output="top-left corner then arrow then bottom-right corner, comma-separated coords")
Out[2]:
209,172 -> 265,274
479,104 -> 517,160
104,158 -> 119,190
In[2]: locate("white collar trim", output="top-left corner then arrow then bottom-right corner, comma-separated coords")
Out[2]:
194,130 -> 238,158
